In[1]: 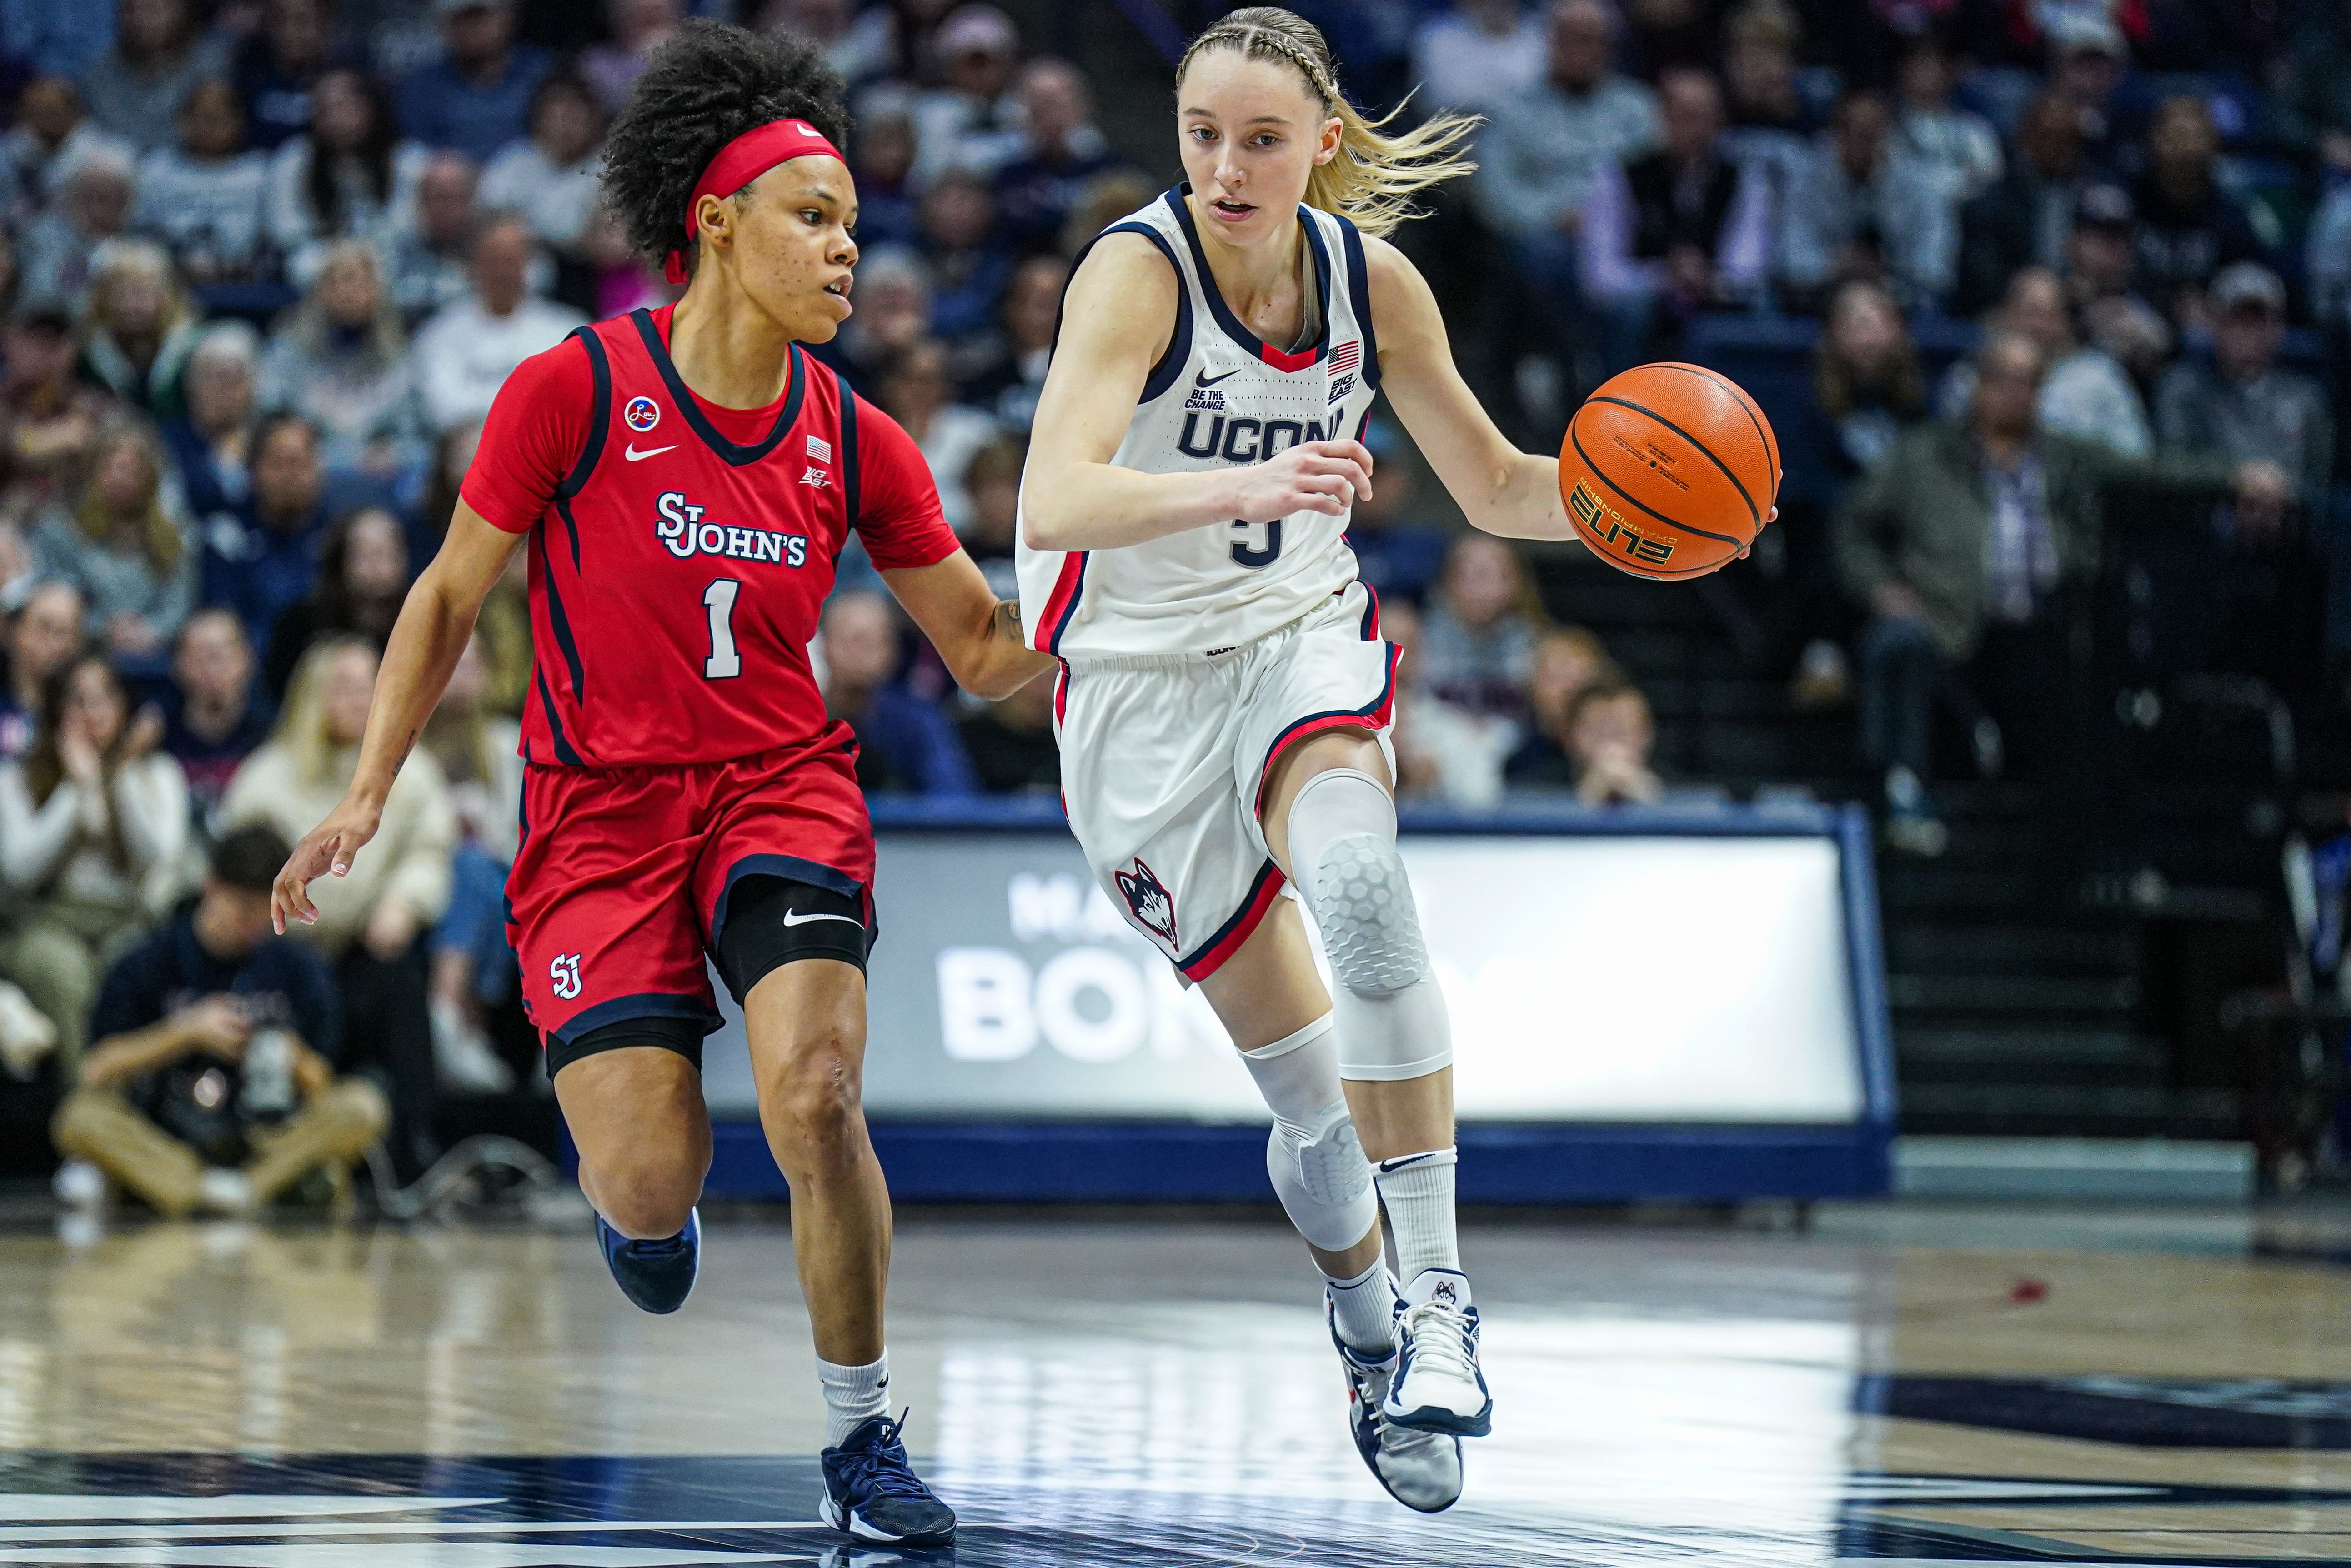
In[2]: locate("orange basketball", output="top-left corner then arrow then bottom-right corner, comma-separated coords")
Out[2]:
1559,362 -> 1779,580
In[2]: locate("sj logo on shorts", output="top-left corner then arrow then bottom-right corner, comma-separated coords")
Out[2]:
1113,858 -> 1178,948
550,953 -> 584,1001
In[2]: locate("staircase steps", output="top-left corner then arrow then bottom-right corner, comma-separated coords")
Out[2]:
1522,535 -> 2267,1145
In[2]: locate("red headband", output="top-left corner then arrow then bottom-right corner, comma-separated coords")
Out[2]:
664,117 -> 846,284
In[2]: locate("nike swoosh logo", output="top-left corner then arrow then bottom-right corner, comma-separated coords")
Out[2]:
781,909 -> 862,928
1194,367 -> 1243,388
624,443 -> 677,461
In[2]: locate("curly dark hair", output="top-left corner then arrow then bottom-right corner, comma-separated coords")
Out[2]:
602,20 -> 851,278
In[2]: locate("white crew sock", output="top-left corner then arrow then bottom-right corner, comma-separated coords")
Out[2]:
817,1351 -> 892,1448
1325,1258 -> 1399,1356
1374,1147 -> 1461,1282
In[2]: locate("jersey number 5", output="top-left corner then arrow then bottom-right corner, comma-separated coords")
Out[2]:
703,578 -> 741,679
1230,519 -> 1283,570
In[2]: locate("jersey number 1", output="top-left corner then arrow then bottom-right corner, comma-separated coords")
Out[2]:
703,578 -> 741,679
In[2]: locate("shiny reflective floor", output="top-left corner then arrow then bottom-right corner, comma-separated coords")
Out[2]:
7,1202 -> 2351,1564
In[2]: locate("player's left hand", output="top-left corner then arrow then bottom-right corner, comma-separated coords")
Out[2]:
1737,506 -> 1777,560
272,795 -> 385,935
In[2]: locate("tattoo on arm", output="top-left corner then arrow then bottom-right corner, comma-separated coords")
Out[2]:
993,599 -> 1023,642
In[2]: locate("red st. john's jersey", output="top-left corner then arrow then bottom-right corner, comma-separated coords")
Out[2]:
461,304 -> 959,768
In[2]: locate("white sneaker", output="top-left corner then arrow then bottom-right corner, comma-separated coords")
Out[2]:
1329,1288 -> 1462,1512
1381,1268 -> 1492,1437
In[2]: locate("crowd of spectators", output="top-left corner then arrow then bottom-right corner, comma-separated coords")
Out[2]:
12,0 -> 2351,1201
1356,0 -> 2351,850
0,0 -> 1188,1209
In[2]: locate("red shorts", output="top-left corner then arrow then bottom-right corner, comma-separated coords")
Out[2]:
506,737 -> 875,1047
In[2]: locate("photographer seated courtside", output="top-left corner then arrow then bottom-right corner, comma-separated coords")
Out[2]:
50,825 -> 385,1218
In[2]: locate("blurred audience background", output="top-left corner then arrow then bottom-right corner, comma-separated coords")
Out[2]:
6,0 -> 2351,1198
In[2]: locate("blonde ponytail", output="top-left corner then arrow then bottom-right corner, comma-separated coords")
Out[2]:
1177,7 -> 1479,239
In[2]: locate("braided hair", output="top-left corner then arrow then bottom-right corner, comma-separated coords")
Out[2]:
1176,7 -> 1478,238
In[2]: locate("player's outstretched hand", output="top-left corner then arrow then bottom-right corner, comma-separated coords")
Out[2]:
272,797 -> 385,935
1232,438 -> 1374,522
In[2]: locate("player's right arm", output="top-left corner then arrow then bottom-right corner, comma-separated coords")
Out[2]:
273,338 -> 592,934
1019,232 -> 1375,551
272,506 -> 522,934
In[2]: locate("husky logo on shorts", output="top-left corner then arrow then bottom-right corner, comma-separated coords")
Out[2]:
1113,858 -> 1178,947
550,953 -> 583,1001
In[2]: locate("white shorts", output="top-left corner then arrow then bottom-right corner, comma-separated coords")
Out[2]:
1054,582 -> 1396,981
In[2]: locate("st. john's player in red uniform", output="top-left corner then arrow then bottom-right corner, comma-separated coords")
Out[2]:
270,23 -> 1047,1546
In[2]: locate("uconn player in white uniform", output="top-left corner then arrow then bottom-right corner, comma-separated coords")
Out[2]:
1022,6 -> 1773,1514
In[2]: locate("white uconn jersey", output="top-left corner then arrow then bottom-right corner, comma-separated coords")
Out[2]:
1018,189 -> 1381,659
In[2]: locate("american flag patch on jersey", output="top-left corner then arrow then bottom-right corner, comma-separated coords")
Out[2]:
806,434 -> 832,463
1328,340 -> 1361,375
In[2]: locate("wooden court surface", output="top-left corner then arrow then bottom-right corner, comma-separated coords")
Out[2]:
4,1202 -> 2351,1565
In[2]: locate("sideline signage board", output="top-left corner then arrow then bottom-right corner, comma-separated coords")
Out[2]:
699,802 -> 1895,1202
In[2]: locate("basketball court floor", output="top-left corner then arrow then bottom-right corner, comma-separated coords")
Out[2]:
4,1202 -> 2351,1566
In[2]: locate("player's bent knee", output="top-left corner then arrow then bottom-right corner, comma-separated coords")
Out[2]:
1285,768 -> 1431,998
1267,1109 -> 1379,1251
1283,767 -> 1453,1078
593,1162 -> 705,1239
1310,831 -> 1429,997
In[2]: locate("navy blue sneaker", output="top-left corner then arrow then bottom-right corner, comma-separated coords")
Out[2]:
595,1207 -> 699,1314
820,1413 -> 956,1547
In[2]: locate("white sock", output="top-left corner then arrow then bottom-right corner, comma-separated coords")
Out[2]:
1374,1147 -> 1460,1282
1325,1258 -> 1398,1356
817,1351 -> 891,1447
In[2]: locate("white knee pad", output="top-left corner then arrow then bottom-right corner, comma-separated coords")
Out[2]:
1286,768 -> 1454,1082
1266,1104 -> 1378,1251
1288,768 -> 1428,997
1331,976 -> 1453,1082
1241,1014 -> 1377,1252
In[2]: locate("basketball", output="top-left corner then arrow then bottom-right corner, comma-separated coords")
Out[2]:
1559,362 -> 1780,581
